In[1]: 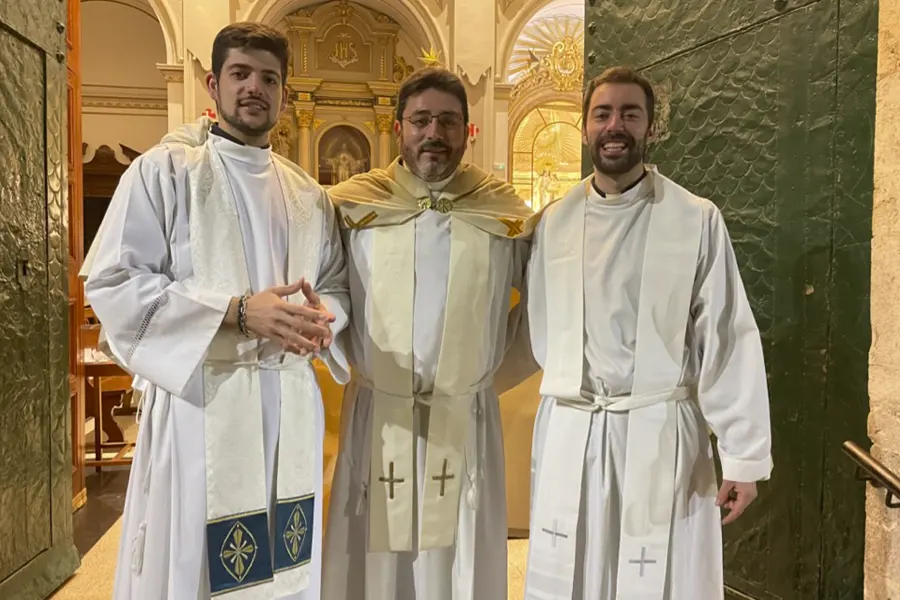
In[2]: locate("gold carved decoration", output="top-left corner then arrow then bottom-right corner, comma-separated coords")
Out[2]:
314,119 -> 326,130
393,55 -> 414,83
375,114 -> 394,133
317,99 -> 372,107
271,115 -> 297,158
420,46 -> 444,68
510,105 -> 583,209
362,121 -> 376,133
336,0 -> 353,24
296,110 -> 314,128
509,16 -> 584,106
330,32 -> 360,69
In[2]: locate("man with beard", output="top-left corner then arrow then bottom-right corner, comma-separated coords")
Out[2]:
81,22 -> 350,600
322,67 -> 539,600
522,66 -> 773,599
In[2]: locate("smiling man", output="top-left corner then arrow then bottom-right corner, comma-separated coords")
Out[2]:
322,67 -> 539,600
82,22 -> 350,600
522,66 -> 774,599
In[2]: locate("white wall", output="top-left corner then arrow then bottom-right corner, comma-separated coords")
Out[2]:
81,0 -> 168,160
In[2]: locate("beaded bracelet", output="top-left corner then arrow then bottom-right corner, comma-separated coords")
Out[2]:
237,295 -> 250,337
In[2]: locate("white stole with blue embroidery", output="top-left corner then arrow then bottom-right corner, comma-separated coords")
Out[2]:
186,139 -> 321,598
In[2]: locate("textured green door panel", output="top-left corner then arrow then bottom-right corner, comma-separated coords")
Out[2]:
587,0 -> 821,70
0,26 -> 53,583
584,1 -> 874,598
0,2 -> 79,599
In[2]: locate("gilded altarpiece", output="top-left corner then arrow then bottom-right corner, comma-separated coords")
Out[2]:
275,0 -> 429,183
507,15 -> 584,207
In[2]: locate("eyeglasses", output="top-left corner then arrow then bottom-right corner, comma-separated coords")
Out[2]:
403,112 -> 464,130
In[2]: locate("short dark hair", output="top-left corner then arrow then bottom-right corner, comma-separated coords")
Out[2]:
211,22 -> 291,83
395,67 -> 469,125
582,66 -> 655,127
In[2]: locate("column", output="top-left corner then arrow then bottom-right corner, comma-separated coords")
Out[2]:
156,63 -> 185,130
295,108 -> 314,172
375,114 -> 394,168
367,82 -> 399,168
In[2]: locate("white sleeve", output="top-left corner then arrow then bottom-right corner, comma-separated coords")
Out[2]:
84,149 -> 232,397
692,206 -> 773,483
314,191 -> 351,384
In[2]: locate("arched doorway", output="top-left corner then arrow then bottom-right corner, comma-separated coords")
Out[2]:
511,103 -> 582,209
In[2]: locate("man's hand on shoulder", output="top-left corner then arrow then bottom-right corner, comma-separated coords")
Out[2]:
242,279 -> 335,355
716,480 -> 758,525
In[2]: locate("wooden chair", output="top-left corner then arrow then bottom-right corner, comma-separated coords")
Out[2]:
80,321 -> 135,470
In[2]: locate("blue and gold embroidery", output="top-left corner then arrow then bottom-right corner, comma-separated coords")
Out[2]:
222,521 -> 257,582
207,510 -> 273,596
274,494 -> 315,572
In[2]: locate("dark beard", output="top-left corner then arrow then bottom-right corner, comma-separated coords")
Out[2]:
590,132 -> 645,175
220,106 -> 275,138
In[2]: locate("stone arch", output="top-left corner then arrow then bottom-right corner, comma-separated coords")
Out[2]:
82,0 -> 179,64
245,0 -> 445,64
146,0 -> 181,64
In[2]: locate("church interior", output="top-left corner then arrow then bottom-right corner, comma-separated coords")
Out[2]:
4,0 -> 900,598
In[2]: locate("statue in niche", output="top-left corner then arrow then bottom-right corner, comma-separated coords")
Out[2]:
318,125 -> 370,187
271,117 -> 295,158
534,166 -> 560,208
331,142 -> 362,183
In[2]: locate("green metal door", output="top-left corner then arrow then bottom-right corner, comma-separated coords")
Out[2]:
0,2 -> 80,598
583,1 -> 875,598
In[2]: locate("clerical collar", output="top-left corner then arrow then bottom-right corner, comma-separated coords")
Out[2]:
210,122 -> 271,150
209,126 -> 272,166
591,168 -> 647,198
588,169 -> 653,207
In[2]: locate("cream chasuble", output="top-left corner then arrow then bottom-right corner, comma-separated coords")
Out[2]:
329,158 -> 537,553
526,169 -> 703,599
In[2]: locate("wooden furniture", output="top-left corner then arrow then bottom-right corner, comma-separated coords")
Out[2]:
82,347 -> 134,469
83,143 -> 139,254
80,324 -> 134,470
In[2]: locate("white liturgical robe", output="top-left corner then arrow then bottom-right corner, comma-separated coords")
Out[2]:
321,160 -> 537,600
524,169 -> 773,600
82,119 -> 350,600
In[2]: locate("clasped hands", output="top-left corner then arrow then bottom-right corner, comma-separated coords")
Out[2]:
242,278 -> 335,356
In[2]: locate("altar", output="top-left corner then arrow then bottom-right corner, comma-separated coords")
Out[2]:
264,0 -> 414,181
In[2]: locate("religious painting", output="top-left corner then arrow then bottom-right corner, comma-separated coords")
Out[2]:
317,125 -> 371,187
511,103 -> 583,210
